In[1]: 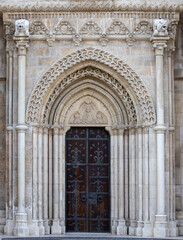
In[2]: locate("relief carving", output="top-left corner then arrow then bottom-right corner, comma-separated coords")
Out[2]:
134,21 -> 153,35
153,18 -> 168,37
106,21 -> 129,35
15,19 -> 29,37
69,98 -> 108,124
80,20 -> 102,35
30,21 -> 49,35
54,21 -> 76,35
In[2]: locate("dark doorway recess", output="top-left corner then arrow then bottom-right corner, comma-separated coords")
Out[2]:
66,127 -> 110,233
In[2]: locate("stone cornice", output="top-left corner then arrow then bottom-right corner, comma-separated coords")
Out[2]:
0,1 -> 183,14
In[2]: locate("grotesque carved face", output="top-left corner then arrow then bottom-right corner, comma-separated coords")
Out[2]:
15,19 -> 29,36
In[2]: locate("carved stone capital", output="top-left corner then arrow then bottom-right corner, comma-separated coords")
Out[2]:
14,40 -> 29,56
15,124 -> 28,133
154,125 -> 167,133
151,38 -> 169,56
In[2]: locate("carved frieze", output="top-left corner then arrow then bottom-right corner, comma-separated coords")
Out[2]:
30,21 -> 49,35
106,21 -> 129,35
54,21 -> 76,35
80,20 -> 102,35
134,21 -> 153,36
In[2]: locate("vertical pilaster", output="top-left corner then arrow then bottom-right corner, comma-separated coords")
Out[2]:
117,128 -> 127,235
13,20 -> 29,236
151,35 -> 169,238
129,128 -> 136,235
124,129 -> 129,221
51,127 -> 61,234
48,129 -> 53,222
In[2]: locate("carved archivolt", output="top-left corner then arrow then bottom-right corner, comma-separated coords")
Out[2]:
26,48 -> 156,125
42,67 -> 137,125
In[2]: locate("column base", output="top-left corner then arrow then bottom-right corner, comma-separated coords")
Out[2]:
14,212 -> 29,236
60,219 -> 65,234
4,220 -> 14,235
111,219 -> 117,234
129,220 -> 136,236
116,219 -> 127,235
44,220 -> 50,235
142,221 -> 153,237
169,220 -> 178,237
153,215 -> 169,238
29,220 -> 39,236
51,220 -> 61,234
38,220 -> 45,235
136,221 -> 143,236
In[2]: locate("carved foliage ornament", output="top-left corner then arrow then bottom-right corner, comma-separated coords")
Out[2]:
30,21 -> 49,35
54,21 -> 76,35
42,67 -> 137,125
26,48 -> 155,125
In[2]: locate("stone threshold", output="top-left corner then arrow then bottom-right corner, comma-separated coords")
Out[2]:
1,234 -> 183,240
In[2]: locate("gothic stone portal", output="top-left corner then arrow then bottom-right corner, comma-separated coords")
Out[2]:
66,127 -> 110,232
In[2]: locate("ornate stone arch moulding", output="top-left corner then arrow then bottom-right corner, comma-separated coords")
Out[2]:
26,48 -> 156,126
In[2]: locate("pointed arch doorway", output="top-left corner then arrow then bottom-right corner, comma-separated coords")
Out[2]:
65,127 -> 110,233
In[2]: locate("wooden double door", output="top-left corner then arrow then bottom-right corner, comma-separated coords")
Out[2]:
66,127 -> 110,232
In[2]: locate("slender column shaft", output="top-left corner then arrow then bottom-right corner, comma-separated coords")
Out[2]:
124,130 -> 129,220
62,133 -> 66,233
114,130 -> 118,220
58,129 -> 63,220
143,128 -> 149,221
138,128 -> 143,221
32,127 -> 38,220
38,127 -> 43,220
152,40 -> 168,216
129,128 -> 136,220
118,129 -> 124,219
8,50 -> 13,126
53,127 -> 59,219
43,128 -> 48,220
48,129 -> 53,220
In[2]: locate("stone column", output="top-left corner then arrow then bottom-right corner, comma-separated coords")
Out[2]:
151,20 -> 169,237
32,127 -> 39,235
142,127 -> 153,236
136,127 -> 143,236
43,127 -> 50,234
129,128 -> 136,235
58,128 -> 65,234
124,129 -> 129,221
48,129 -> 53,221
111,128 -> 118,234
167,47 -> 178,236
117,128 -> 127,235
13,19 -> 29,236
51,127 -> 61,234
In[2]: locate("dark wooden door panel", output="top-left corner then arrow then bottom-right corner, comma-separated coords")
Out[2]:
66,127 -> 110,233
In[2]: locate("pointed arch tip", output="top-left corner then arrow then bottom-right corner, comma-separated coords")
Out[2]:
26,47 -> 156,126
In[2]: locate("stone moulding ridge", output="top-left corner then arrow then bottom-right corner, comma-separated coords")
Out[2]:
0,1 -> 183,13
26,47 -> 156,126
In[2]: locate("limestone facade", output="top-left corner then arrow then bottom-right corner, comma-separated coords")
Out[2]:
0,0 -> 183,238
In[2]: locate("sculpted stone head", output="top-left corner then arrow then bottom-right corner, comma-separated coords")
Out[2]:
15,19 -> 29,37
153,18 -> 168,37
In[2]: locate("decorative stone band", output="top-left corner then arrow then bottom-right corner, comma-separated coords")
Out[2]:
154,125 -> 167,133
26,48 -> 156,126
15,124 -> 28,132
0,1 -> 183,13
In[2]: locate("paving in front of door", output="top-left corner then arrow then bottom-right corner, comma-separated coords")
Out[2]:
1,233 -> 183,240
